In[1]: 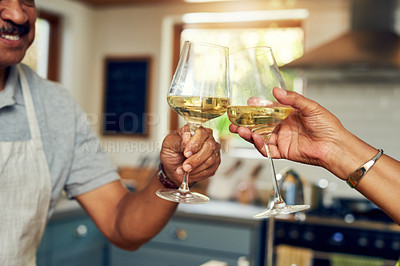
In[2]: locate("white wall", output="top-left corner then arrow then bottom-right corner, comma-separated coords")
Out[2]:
302,80 -> 400,198
36,0 -> 95,109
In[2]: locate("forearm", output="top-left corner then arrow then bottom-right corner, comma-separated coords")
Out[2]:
114,175 -> 178,250
325,128 -> 378,181
356,154 -> 400,224
326,129 -> 400,224
270,88 -> 400,224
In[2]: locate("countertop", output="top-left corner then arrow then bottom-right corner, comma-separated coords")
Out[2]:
52,197 -> 399,232
51,197 -> 266,225
51,197 -> 85,221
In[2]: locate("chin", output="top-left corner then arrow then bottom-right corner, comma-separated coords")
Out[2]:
0,59 -> 24,69
0,52 -> 27,68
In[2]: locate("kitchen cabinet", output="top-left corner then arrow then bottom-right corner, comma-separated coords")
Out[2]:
37,197 -> 400,266
37,205 -> 108,266
37,200 -> 265,266
109,202 -> 266,266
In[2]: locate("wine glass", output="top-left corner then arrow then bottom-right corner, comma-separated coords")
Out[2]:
156,41 -> 230,204
228,46 -> 310,217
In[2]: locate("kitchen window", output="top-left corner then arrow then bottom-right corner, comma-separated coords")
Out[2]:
169,10 -> 307,149
22,10 -> 61,81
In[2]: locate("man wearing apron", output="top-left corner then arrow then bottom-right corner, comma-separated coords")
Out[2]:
0,1 -> 221,265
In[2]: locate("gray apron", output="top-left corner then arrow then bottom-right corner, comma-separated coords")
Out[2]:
0,65 -> 52,265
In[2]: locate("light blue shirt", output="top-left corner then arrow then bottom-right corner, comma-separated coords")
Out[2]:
0,64 -> 120,219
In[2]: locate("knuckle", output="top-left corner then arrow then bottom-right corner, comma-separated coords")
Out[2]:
205,155 -> 214,166
191,155 -> 202,165
209,166 -> 218,177
190,141 -> 201,151
197,126 -> 206,134
206,140 -> 216,150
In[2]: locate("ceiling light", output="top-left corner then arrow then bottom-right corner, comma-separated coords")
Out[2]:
184,0 -> 239,3
182,9 -> 309,23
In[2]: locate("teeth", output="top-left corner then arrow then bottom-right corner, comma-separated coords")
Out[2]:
1,34 -> 20,41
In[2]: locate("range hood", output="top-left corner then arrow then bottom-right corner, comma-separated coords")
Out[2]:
284,0 -> 400,71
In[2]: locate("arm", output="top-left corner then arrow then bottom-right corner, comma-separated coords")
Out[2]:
76,126 -> 221,250
230,87 -> 400,224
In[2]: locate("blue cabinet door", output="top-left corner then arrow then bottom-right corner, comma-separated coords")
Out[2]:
52,243 -> 106,266
37,250 -> 51,266
109,216 -> 264,266
110,245 -> 240,266
36,215 -> 108,266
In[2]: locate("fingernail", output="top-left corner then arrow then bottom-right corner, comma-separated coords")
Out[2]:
184,151 -> 193,158
261,145 -> 267,157
275,87 -> 287,97
183,164 -> 192,172
176,167 -> 184,175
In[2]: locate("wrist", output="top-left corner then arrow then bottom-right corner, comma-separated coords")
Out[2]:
158,163 -> 179,189
157,163 -> 198,189
346,149 -> 383,188
325,130 -> 377,181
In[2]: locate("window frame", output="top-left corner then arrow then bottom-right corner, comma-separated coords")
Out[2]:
36,10 -> 61,82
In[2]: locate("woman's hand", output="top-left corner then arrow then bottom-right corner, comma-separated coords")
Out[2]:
229,87 -> 346,172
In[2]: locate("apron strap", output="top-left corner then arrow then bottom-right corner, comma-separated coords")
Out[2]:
17,64 -> 41,140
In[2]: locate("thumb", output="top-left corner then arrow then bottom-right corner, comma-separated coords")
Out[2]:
273,87 -> 319,114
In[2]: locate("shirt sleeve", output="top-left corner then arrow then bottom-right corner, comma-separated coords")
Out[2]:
64,102 -> 120,199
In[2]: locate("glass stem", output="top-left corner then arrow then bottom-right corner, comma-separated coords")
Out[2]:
178,123 -> 198,193
264,143 -> 285,205
178,171 -> 190,193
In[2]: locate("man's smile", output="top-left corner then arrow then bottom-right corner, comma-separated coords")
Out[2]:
0,34 -> 21,41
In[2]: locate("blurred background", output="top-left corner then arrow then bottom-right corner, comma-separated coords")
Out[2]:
31,0 -> 400,265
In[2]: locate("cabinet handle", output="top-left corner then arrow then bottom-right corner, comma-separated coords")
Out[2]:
237,256 -> 250,266
169,228 -> 187,241
74,224 -> 88,238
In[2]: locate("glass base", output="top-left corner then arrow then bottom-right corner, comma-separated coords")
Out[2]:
253,203 -> 310,219
156,189 -> 210,204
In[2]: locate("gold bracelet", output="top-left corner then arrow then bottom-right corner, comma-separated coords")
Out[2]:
347,149 -> 384,188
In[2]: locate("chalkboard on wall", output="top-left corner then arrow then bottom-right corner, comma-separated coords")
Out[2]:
102,57 -> 152,137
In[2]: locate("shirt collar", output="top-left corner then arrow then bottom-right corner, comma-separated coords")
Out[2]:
0,65 -> 19,109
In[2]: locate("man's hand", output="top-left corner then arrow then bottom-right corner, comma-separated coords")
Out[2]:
160,125 -> 221,185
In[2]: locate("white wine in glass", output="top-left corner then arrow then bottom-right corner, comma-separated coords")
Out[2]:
156,41 -> 230,204
228,46 -> 310,217
167,96 -> 229,126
